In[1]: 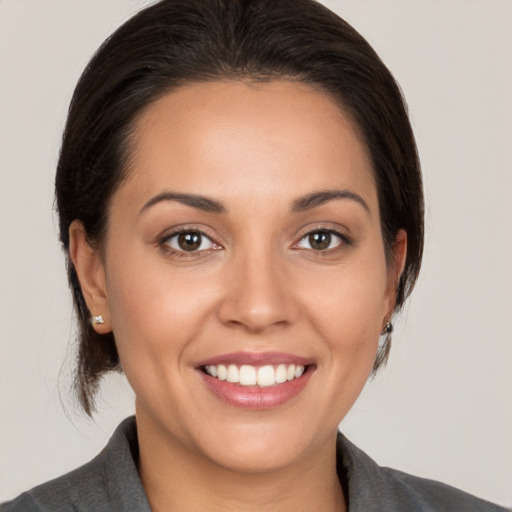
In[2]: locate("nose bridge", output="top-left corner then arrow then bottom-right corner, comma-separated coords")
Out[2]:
218,239 -> 296,332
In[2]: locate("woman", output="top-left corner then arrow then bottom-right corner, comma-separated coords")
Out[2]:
1,0 -> 509,510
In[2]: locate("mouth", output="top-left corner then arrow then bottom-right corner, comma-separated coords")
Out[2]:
200,363 -> 306,387
196,352 -> 315,409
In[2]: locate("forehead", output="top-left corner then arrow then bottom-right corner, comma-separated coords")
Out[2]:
120,80 -> 377,212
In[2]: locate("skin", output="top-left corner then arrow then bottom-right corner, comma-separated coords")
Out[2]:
70,80 -> 407,512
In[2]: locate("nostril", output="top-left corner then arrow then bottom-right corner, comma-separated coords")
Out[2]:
216,265 -> 298,331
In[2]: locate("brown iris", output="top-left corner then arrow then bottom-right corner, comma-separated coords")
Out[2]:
177,232 -> 202,251
308,231 -> 332,250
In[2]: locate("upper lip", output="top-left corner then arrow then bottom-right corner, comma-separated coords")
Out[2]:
196,351 -> 314,367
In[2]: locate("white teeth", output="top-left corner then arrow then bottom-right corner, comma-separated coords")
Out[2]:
217,364 -> 227,381
204,363 -> 306,387
257,365 -> 275,387
275,364 -> 287,384
239,365 -> 257,386
226,364 -> 239,383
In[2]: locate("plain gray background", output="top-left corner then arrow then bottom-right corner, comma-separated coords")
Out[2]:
1,0 -> 511,506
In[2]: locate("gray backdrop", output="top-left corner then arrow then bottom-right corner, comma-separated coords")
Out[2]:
1,0 -> 511,506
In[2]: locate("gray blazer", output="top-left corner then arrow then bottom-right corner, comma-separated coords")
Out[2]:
2,417 -> 509,511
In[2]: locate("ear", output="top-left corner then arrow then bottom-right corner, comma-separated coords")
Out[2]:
69,220 -> 111,334
384,229 -> 408,316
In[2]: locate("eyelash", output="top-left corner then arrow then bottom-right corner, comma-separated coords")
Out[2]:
159,227 -> 221,258
158,226 -> 352,258
294,226 -> 352,255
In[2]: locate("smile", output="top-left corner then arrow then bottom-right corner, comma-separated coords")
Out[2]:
202,364 -> 305,387
196,353 -> 314,409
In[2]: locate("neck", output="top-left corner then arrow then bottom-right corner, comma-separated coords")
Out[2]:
136,415 -> 346,512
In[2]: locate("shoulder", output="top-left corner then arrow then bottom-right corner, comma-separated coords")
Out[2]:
337,432 -> 510,512
0,454 -> 105,512
1,417 -> 150,512
378,466 -> 509,512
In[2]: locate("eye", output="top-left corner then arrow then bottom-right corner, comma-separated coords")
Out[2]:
297,230 -> 345,251
164,230 -> 216,253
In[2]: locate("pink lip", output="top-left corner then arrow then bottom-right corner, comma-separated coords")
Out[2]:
196,352 -> 315,410
196,351 -> 313,367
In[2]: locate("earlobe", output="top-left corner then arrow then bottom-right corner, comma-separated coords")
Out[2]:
69,220 -> 111,333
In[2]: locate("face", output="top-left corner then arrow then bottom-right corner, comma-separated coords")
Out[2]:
74,80 -> 405,473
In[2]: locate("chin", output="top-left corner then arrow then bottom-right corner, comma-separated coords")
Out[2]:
188,415 -> 333,475
201,433 -> 309,474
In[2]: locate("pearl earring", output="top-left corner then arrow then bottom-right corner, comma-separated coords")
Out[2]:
92,315 -> 105,325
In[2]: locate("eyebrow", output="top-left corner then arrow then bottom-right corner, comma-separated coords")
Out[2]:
291,189 -> 370,214
140,191 -> 226,214
140,188 -> 369,216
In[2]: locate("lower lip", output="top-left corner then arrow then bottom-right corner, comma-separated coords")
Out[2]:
199,367 -> 313,410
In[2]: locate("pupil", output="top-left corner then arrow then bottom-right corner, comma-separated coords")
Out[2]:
310,231 -> 331,250
178,232 -> 201,251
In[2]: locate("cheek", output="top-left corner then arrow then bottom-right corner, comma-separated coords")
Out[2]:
104,247 -> 224,370
103,262 -> 194,412
306,260 -> 387,333
299,254 -> 388,372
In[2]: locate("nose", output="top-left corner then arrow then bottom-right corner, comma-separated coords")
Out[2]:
217,248 -> 298,333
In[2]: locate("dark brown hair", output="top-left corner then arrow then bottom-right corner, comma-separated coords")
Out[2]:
55,0 -> 424,415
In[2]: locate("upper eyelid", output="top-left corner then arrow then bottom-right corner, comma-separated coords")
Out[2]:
293,225 -> 353,251
298,230 -> 346,243
157,223 -> 351,248
159,229 -> 221,257
159,225 -> 218,243
162,229 -> 213,242
295,224 -> 350,240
